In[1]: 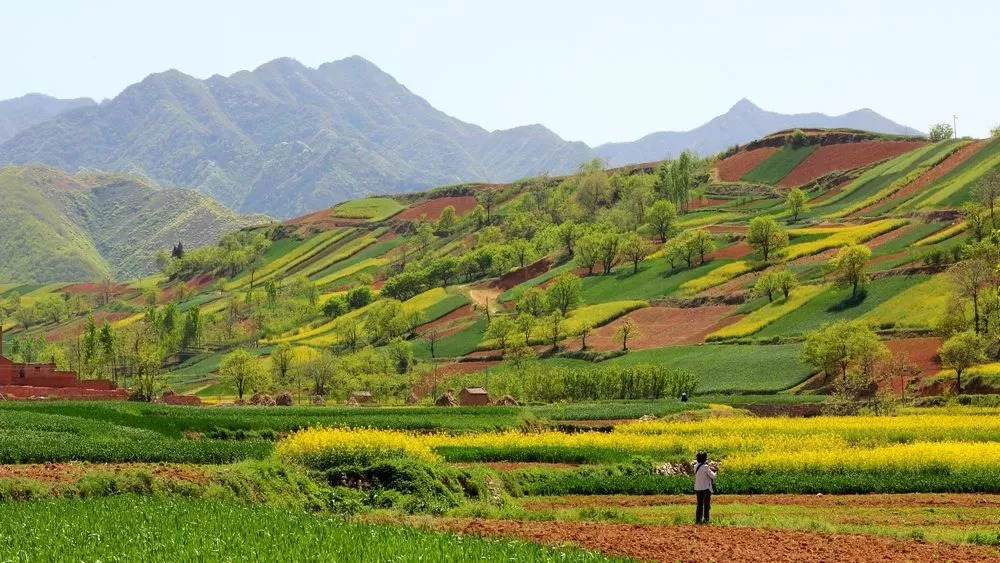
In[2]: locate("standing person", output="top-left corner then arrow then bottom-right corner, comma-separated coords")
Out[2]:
694,451 -> 716,524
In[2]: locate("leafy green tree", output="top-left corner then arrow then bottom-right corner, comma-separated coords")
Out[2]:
219,348 -> 268,401
929,123 -> 954,141
574,231 -> 601,275
800,320 -> 888,381
516,288 -> 547,316
614,317 -> 640,351
415,222 -> 436,255
514,313 -> 537,345
992,125 -> 1000,138
556,220 -> 581,256
387,338 -> 414,374
545,273 -> 582,315
509,238 -> 535,269
973,171 -> 1000,229
469,204 -> 488,229
939,331 -> 987,391
829,243 -> 872,297
323,296 -> 347,318
575,323 -> 593,350
747,216 -> 789,262
304,350 -> 339,396
576,158 -> 610,217
787,187 -> 808,221
949,256 -> 995,334
181,307 -> 202,349
270,342 -> 296,384
774,269 -> 798,299
485,315 -> 516,353
436,205 -> 458,235
427,256 -> 458,287
686,229 -> 716,264
963,201 -> 989,241
620,232 -> 651,273
596,230 -> 622,275
346,286 -> 373,309
753,272 -> 780,302
646,200 -> 678,243
545,311 -> 565,350
380,270 -> 428,301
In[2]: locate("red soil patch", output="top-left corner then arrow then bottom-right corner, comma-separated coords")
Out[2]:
705,224 -> 747,234
415,304 -> 477,338
808,178 -> 853,204
886,337 -> 942,377
716,147 -> 780,181
491,258 -> 552,291
44,312 -> 131,342
707,241 -> 751,260
686,197 -> 729,210
437,361 -> 501,376
436,519 -> 998,563
522,493 -> 1000,511
186,273 -> 216,292
393,196 -> 478,221
0,462 -> 209,484
853,140 -> 990,216
778,141 -> 927,188
284,209 -> 363,232
577,306 -> 737,351
62,282 -> 130,295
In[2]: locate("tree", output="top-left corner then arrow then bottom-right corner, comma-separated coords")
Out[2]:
787,187 -> 808,221
510,238 -> 535,269
753,272 -> 780,302
576,158 -> 610,217
304,351 -> 338,396
219,348 -> 267,401
180,307 -> 202,349
171,242 -> 185,259
516,287 -> 547,317
939,331 -> 987,392
992,125 -> 1000,138
950,258 -> 994,334
773,269 -> 798,299
928,123 -> 954,142
574,232 -> 601,274
346,286 -> 373,309
800,321 -> 888,381
686,229 -> 716,264
436,205 -> 458,235
614,317 -> 640,351
973,171 -> 1000,229
427,256 -> 458,287
381,270 -> 428,301
387,338 -> 414,374
575,323 -> 593,350
545,311 -> 565,350
556,221 -> 581,256
271,342 -> 295,383
545,273 -> 582,315
829,243 -> 871,297
596,231 -> 622,275
746,216 -> 788,262
425,329 -> 441,359
514,313 -> 536,345
963,202 -> 989,241
470,204 -> 488,229
620,232 -> 651,274
485,315 -> 516,353
646,200 -> 678,243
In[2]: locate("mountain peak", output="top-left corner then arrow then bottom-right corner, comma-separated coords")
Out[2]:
729,98 -> 763,114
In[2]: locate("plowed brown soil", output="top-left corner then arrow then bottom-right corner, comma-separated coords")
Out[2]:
886,337 -> 943,377
575,306 -> 737,351
707,241 -> 751,260
437,519 -> 999,562
491,258 -> 552,290
0,463 -> 209,484
778,141 -> 926,187
716,147 -> 780,181
853,140 -> 990,216
687,197 -> 729,210
393,196 -> 478,221
415,304 -> 476,337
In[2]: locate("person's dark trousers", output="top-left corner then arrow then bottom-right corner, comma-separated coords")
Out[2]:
695,490 -> 712,523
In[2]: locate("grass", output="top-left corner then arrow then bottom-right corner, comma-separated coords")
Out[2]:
223,229 -> 349,290
332,197 -> 406,221
414,317 -> 487,359
915,222 -> 965,246
903,136 -> 1000,209
740,145 -> 818,184
0,497 -> 614,561
579,259 -> 724,302
678,260 -> 755,295
597,343 -> 812,393
312,257 -> 387,288
782,219 -> 908,260
755,274 -> 931,337
706,284 -> 828,340
862,274 -> 951,330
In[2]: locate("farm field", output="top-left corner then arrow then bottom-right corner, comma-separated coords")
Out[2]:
7,127 -> 1000,560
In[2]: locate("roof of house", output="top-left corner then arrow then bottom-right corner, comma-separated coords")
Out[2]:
350,390 -> 373,397
462,387 -> 489,395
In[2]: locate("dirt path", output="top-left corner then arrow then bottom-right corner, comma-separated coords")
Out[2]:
436,519 -> 999,562
0,463 -> 210,484
467,287 -> 502,314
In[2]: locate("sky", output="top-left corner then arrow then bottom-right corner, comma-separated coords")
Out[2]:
2,0 -> 998,145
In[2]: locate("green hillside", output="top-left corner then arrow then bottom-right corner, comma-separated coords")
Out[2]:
0,166 -> 267,283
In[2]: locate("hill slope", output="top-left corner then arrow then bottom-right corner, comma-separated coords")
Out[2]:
0,57 -> 593,218
595,99 -> 921,166
0,166 -> 268,283
0,94 -> 96,143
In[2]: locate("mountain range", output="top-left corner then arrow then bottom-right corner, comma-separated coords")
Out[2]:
0,94 -> 96,144
0,166 -> 267,283
0,57 -> 920,219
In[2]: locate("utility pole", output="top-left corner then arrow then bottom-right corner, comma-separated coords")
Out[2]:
953,115 -> 959,138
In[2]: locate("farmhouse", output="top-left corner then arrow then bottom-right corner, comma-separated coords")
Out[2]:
0,325 -> 125,399
348,390 -> 374,405
459,387 -> 490,406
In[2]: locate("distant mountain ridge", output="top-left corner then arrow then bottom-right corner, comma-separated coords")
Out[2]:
0,93 -> 96,143
595,98 -> 922,166
0,57 -> 593,218
0,166 -> 267,283
0,60 -> 920,218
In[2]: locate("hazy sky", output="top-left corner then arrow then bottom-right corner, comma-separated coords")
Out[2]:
3,0 -> 997,145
